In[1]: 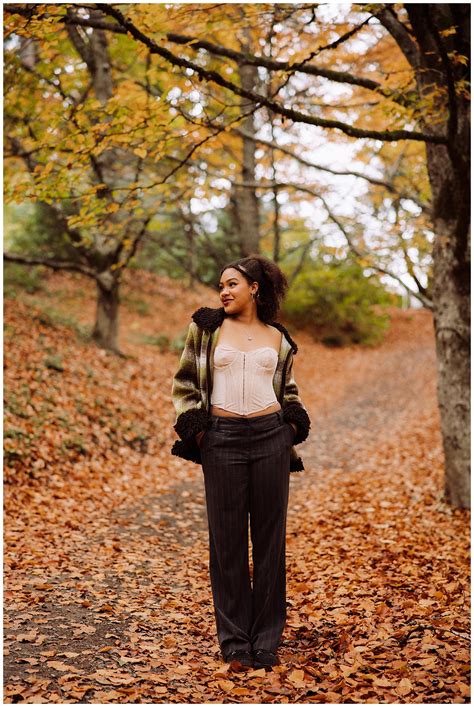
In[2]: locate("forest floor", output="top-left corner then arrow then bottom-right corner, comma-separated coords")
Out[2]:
4,269 -> 470,704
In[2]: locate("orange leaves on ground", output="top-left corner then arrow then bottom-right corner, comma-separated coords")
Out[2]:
3,271 -> 470,704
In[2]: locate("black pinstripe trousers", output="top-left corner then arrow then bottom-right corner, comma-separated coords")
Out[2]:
200,409 -> 294,660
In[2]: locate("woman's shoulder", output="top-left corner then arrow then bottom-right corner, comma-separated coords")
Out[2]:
270,321 -> 298,354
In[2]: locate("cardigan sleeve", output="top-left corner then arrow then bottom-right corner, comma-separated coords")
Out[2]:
171,322 -> 208,440
282,354 -> 302,405
281,354 -> 311,445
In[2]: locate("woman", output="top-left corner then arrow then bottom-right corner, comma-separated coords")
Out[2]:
171,255 -> 311,672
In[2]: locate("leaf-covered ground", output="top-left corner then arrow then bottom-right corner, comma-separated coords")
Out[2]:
4,270 -> 470,704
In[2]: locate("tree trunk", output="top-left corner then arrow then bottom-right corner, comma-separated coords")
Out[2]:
67,8 -> 127,355
426,134 -> 470,508
405,5 -> 471,508
232,33 -> 260,256
270,124 -> 281,263
92,276 -> 121,354
181,206 -> 198,289
272,182 -> 281,264
431,213 -> 470,507
376,4 -> 470,507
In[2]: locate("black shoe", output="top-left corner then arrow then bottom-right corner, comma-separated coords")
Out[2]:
224,649 -> 253,670
252,648 -> 280,670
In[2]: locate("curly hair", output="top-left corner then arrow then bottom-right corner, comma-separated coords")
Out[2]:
220,254 -> 288,323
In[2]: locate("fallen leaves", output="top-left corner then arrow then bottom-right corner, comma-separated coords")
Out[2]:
217,678 -> 235,692
287,668 -> 307,688
3,273 -> 470,704
46,662 -> 80,673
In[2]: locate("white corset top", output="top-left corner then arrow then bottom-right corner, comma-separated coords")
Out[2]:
210,344 -> 279,415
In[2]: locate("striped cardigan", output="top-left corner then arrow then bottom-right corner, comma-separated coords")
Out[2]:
171,306 -> 311,472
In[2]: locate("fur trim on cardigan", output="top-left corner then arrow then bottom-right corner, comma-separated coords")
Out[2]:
291,455 -> 305,472
282,402 -> 311,445
171,437 -> 201,465
192,306 -> 298,353
173,406 -> 209,441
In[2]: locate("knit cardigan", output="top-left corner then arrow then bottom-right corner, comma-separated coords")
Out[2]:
170,306 -> 311,472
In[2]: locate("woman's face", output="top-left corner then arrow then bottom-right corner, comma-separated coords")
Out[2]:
219,268 -> 257,314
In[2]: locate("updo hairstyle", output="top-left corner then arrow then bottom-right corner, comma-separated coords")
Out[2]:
220,254 -> 288,323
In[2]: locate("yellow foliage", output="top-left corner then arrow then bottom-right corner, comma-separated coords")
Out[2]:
439,26 -> 458,38
2,0 -> 448,273
448,51 -> 468,67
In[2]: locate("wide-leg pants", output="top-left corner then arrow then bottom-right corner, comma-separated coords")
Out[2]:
200,409 -> 294,660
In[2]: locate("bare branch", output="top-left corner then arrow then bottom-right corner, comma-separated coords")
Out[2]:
231,127 -> 429,211
373,6 -> 421,68
168,109 -> 429,213
4,252 -> 98,280
317,191 -> 433,308
288,239 -> 313,286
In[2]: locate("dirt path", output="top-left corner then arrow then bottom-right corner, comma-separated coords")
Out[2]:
300,343 -> 438,474
4,307 -> 470,704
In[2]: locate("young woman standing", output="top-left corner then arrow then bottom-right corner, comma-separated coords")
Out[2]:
171,255 -> 311,671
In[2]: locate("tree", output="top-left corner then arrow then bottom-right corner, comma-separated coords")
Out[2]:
4,5 -> 233,350
374,5 -> 470,509
4,7 -> 153,352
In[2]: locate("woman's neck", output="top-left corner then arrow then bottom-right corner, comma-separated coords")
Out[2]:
230,309 -> 259,327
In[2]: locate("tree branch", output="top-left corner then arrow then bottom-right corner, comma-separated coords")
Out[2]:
95,4 -> 446,145
373,6 -> 421,69
231,127 -> 429,211
167,94 -> 430,213
4,252 -> 98,280
162,28 -> 411,101
317,191 -> 433,308
8,6 -> 412,107
5,2 -> 449,143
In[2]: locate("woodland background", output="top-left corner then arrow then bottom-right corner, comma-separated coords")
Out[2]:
3,3 -> 471,704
